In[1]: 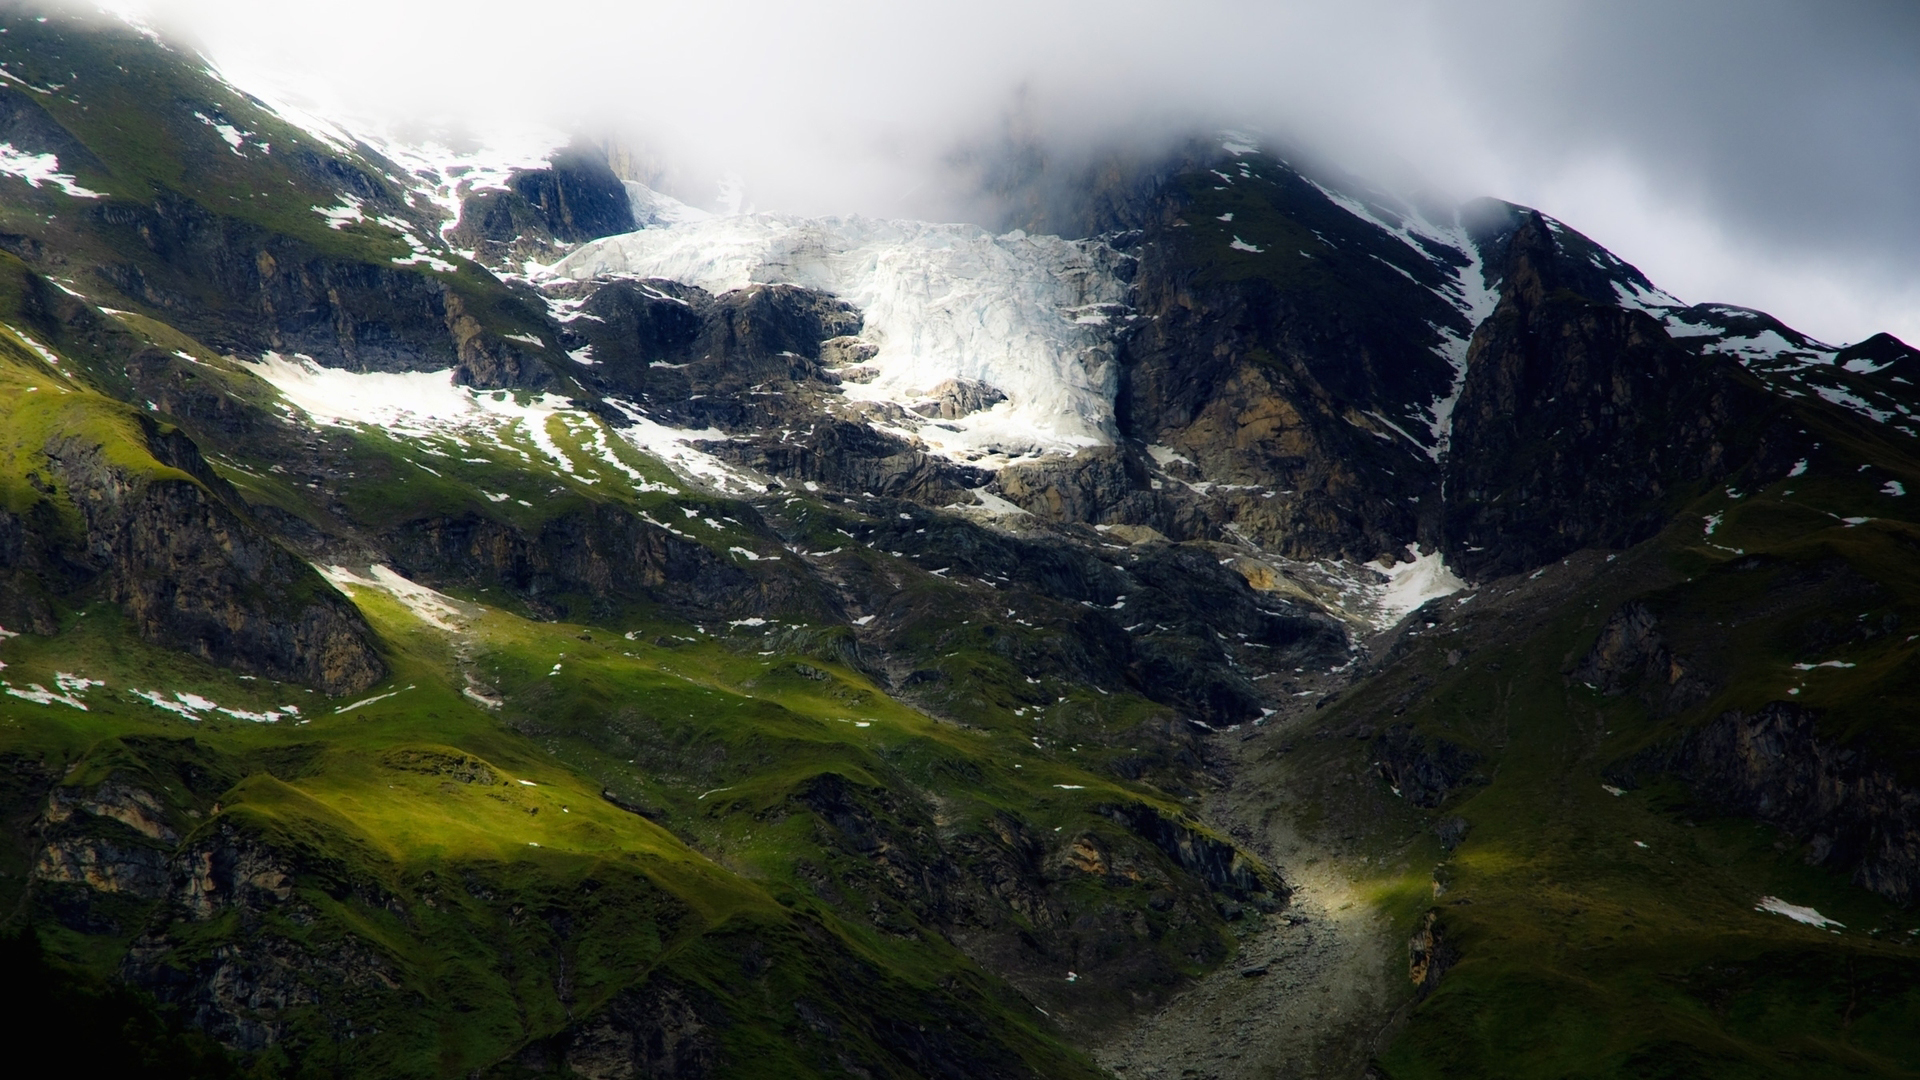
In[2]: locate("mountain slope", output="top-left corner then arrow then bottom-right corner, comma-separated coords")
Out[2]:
2,7 -> 1919,1079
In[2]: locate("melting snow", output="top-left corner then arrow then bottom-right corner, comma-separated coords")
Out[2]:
1302,178 -> 1502,458
1883,481 -> 1906,496
1228,236 -> 1263,253
320,565 -> 466,631
1376,545 -> 1467,624
191,111 -> 254,155
129,688 -> 299,723
243,353 -> 710,492
1755,896 -> 1843,929
335,687 -> 409,715
0,143 -> 104,198
313,193 -> 366,229
4,681 -> 89,709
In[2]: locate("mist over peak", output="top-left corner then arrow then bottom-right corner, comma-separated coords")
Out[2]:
70,0 -> 1920,343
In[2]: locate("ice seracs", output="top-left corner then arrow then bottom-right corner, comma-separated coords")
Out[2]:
550,208 -> 1132,465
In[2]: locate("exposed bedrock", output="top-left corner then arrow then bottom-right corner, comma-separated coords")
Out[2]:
1441,212 -> 1796,579
84,191 -> 553,389
39,420 -> 384,695
1649,703 -> 1920,905
384,502 -> 838,625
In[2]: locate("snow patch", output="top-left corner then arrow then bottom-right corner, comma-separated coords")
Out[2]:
1755,896 -> 1843,929
319,565 -> 466,631
241,353 -> 678,490
0,143 -> 104,198
191,111 -> 255,155
1377,545 -> 1467,624
313,193 -> 366,229
3,681 -> 89,709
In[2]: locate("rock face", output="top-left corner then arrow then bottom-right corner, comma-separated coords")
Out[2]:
1112,163 -> 1467,562
1668,703 -> 1920,904
910,378 -> 1007,420
1372,725 -> 1483,808
1573,602 -> 1716,717
448,144 -> 637,265
535,978 -> 719,1080
89,191 -> 552,387
559,279 -> 860,425
1407,911 -> 1453,995
385,502 -> 836,625
1441,213 -> 1788,579
41,419 -> 384,695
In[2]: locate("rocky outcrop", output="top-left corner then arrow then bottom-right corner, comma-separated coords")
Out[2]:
448,145 -> 636,267
712,419 -> 990,506
1098,801 -> 1285,909
562,279 -> 859,416
31,773 -> 189,930
910,378 -> 1006,420
1442,213 -> 1792,578
385,502 -> 835,624
526,978 -> 719,1080
1407,910 -> 1453,995
1113,155 -> 1468,562
1665,703 -> 1920,904
40,420 -> 384,695
1573,602 -> 1715,716
996,445 -> 1175,530
86,190 -> 553,387
0,498 -> 79,635
120,820 -> 401,1054
1372,725 -> 1484,808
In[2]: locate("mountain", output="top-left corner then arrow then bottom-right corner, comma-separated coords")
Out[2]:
0,7 -> 1916,1079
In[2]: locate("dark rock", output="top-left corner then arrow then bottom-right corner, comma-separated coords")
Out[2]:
1442,212 -> 1792,578
1373,725 -> 1482,808
448,144 -> 636,266
1574,602 -> 1715,716
41,421 -> 384,695
1408,910 -> 1454,995
385,502 -> 834,626
1666,703 -> 1920,904
1097,801 -> 1286,908
910,378 -> 1007,420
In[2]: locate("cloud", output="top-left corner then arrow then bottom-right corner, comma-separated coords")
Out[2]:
82,0 -> 1920,344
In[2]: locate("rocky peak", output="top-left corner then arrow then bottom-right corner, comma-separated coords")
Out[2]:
1440,213 -> 1793,579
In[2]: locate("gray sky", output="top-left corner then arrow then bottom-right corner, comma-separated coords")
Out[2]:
96,0 -> 1920,346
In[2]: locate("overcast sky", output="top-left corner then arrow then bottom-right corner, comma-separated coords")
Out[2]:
94,0 -> 1920,346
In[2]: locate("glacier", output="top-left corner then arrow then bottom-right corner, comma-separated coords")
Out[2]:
549,208 -> 1133,466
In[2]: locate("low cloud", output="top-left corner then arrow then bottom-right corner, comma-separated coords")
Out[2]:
89,0 -> 1920,344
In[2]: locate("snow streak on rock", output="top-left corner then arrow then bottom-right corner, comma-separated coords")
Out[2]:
1300,177 -> 1498,460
